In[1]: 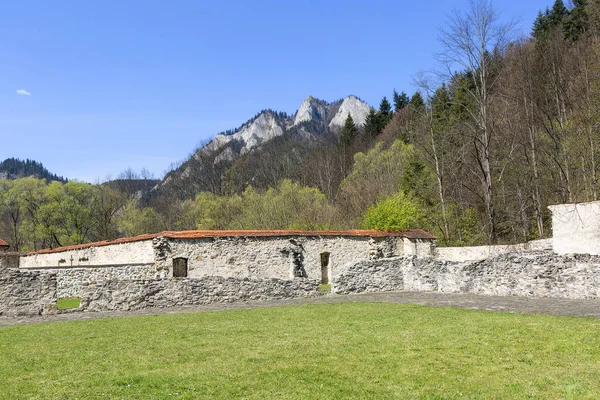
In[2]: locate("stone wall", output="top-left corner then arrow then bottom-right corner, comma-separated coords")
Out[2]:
0,252 -> 22,268
0,267 -> 57,316
20,240 -> 154,269
329,259 -> 405,294
55,264 -> 160,298
81,276 -> 319,312
161,236 -> 409,281
549,201 -> 600,255
333,250 -> 600,299
434,239 -> 553,262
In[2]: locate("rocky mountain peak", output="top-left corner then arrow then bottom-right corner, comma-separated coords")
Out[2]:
160,95 -> 373,194
328,95 -> 372,129
293,95 -> 328,126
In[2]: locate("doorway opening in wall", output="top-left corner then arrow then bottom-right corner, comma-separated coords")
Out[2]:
320,252 -> 330,284
173,257 -> 188,278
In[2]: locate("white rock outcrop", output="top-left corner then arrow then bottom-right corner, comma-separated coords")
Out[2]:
329,95 -> 371,129
210,112 -> 285,155
293,95 -> 328,126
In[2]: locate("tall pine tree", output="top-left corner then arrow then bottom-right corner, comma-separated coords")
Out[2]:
409,91 -> 425,112
549,0 -> 568,26
339,114 -> 359,148
364,109 -> 379,142
565,0 -> 589,41
393,90 -> 410,112
378,96 -> 393,132
379,96 -> 392,116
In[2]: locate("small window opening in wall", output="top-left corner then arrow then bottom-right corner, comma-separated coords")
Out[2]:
173,257 -> 188,278
292,251 -> 307,278
320,252 -> 330,284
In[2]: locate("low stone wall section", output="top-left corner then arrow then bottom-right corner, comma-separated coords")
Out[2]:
54,264 -> 161,298
81,276 -> 319,312
333,250 -> 600,299
328,259 -> 405,294
0,267 -> 57,316
434,239 -> 552,262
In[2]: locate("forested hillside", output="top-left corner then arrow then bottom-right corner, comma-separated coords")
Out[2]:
0,158 -> 66,183
1,0 -> 598,251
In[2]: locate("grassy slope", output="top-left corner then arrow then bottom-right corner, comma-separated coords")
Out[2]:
1,303 -> 599,399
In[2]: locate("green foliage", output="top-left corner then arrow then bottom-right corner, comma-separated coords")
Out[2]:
339,114 -> 359,148
549,0 -> 568,26
361,192 -> 427,231
378,96 -> 392,116
190,192 -> 243,230
378,97 -> 393,132
533,0 -> 591,40
393,90 -> 410,112
0,178 -> 127,250
564,0 -> 589,40
190,179 -> 334,230
118,200 -> 163,237
363,109 -> 379,142
409,91 -> 425,112
0,158 -> 66,183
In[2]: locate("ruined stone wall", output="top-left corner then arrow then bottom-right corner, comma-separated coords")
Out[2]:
81,276 -> 319,312
55,264 -> 161,298
434,239 -> 553,262
161,236 -> 409,281
0,267 -> 57,316
333,250 -> 600,299
20,240 -> 155,268
549,201 -> 600,255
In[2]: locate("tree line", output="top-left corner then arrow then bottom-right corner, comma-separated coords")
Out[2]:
2,0 -> 599,250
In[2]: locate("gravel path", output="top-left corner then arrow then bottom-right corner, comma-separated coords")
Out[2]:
2,291 -> 600,326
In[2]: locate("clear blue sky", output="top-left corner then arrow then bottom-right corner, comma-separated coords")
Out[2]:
1,0 -> 552,182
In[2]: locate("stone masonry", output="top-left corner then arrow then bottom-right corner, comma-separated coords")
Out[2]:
81,276 -> 320,312
333,250 -> 600,299
56,264 -> 160,298
0,267 -> 57,316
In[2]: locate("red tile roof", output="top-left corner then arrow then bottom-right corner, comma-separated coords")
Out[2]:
26,229 -> 436,255
0,238 -> 9,248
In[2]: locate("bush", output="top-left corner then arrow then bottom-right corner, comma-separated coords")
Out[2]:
360,192 -> 426,231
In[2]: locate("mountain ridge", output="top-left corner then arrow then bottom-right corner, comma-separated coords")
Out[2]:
0,158 -> 67,182
157,95 -> 372,198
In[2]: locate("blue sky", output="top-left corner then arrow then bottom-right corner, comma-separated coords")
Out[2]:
1,0 -> 552,182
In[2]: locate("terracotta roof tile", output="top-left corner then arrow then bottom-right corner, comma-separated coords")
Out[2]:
161,229 -> 436,240
29,233 -> 160,255
26,229 -> 436,255
0,238 -> 9,248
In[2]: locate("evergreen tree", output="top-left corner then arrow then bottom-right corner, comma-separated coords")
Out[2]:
393,90 -> 410,112
549,0 -> 568,26
532,10 -> 550,37
364,109 -> 379,142
409,91 -> 425,112
377,96 -> 393,132
379,96 -> 392,116
339,114 -> 359,148
564,0 -> 589,41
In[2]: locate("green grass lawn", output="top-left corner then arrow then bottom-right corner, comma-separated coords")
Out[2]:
1,303 -> 599,399
56,297 -> 81,310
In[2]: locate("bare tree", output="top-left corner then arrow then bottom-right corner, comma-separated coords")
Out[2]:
437,0 -> 517,243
